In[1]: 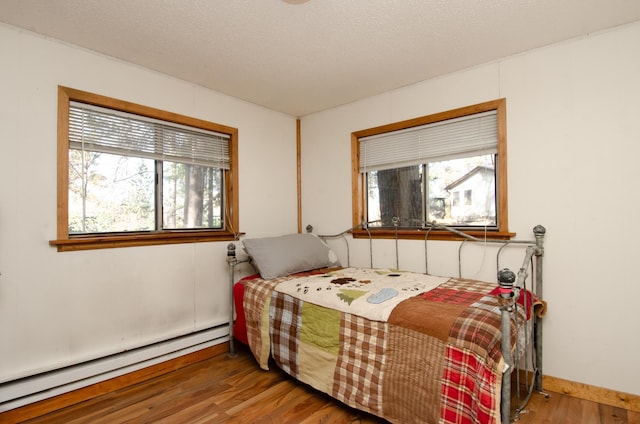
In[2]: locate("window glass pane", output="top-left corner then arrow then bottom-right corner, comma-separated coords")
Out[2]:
428,154 -> 496,226
366,154 -> 496,228
162,162 -> 223,229
367,165 -> 423,227
68,150 -> 155,234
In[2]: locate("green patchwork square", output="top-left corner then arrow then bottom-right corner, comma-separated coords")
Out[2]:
300,302 -> 341,355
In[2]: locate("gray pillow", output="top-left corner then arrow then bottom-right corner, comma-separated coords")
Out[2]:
242,233 -> 340,279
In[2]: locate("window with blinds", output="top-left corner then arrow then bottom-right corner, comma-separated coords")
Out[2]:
61,90 -> 235,240
69,102 -> 230,169
352,99 -> 507,235
359,110 -> 497,173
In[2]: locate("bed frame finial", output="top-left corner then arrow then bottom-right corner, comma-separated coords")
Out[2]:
497,268 -> 516,298
533,225 -> 546,236
227,243 -> 237,258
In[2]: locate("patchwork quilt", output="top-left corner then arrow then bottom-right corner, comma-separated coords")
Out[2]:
240,267 -> 540,424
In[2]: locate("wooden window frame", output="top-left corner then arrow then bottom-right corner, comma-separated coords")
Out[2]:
50,86 -> 240,252
351,98 -> 514,241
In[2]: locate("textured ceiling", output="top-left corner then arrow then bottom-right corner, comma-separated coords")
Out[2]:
2,0 -> 640,117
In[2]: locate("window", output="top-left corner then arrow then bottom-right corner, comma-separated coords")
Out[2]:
452,191 -> 461,207
50,86 -> 239,251
351,99 -> 512,240
464,190 -> 473,206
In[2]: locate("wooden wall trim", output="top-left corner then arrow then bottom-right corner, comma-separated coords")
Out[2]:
0,343 -> 228,423
296,118 -> 302,234
543,375 -> 640,412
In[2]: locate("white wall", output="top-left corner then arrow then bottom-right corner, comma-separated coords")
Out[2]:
0,23 -> 298,386
301,22 -> 640,395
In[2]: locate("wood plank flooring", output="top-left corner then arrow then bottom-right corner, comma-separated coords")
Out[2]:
18,344 -> 640,424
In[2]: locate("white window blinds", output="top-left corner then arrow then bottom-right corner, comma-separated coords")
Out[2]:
359,110 -> 497,172
69,102 -> 230,169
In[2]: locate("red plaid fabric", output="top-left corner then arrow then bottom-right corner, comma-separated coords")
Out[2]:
449,305 -> 503,363
488,287 -> 541,320
332,313 -> 387,416
440,277 -> 495,293
440,291 -> 505,424
441,345 -> 498,424
422,287 -> 485,306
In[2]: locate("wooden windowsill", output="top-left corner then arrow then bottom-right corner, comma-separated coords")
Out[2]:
49,230 -> 241,252
351,228 -> 515,241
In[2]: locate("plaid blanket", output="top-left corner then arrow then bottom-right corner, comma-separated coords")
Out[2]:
241,268 -> 538,424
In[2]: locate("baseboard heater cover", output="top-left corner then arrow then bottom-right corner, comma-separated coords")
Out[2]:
0,325 -> 229,412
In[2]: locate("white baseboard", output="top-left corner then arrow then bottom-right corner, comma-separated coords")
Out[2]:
0,325 -> 229,412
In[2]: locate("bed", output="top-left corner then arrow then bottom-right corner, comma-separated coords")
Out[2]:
226,224 -> 547,424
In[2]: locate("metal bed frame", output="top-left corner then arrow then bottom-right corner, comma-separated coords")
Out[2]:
227,221 -> 547,423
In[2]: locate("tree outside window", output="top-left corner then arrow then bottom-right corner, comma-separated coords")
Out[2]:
352,99 -> 510,240
51,86 -> 239,251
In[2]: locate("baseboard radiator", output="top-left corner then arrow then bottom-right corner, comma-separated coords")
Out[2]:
0,325 -> 229,413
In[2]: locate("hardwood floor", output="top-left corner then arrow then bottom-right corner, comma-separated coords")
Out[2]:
17,344 -> 640,424
513,387 -> 640,424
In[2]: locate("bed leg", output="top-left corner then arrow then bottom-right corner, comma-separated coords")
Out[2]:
227,243 -> 238,358
498,268 -> 516,423
534,318 -> 543,392
501,305 -> 513,423
533,225 -> 546,393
